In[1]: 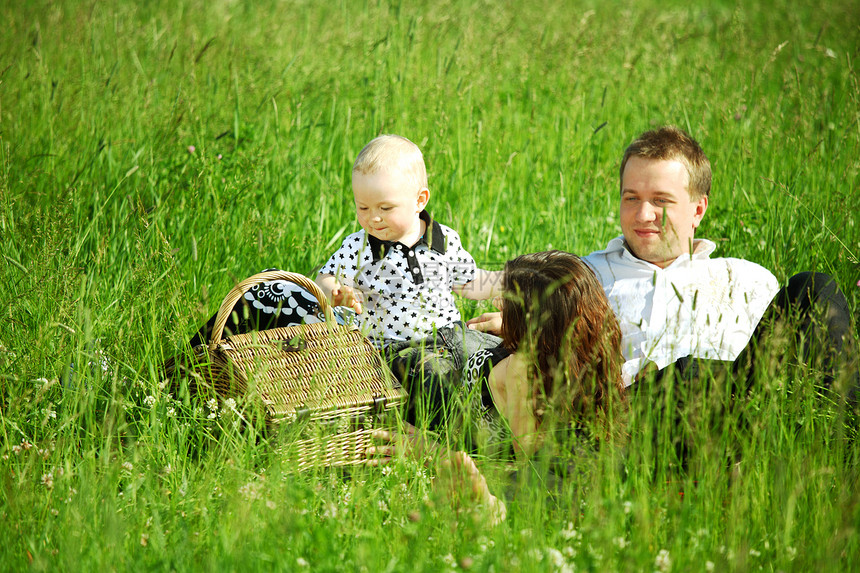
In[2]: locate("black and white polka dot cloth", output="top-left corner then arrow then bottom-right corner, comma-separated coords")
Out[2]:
319,211 -> 477,344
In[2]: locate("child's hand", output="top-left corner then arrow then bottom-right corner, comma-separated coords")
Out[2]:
331,285 -> 364,314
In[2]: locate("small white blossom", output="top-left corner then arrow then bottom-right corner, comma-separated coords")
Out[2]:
41,473 -> 54,489
749,549 -> 761,558
167,407 -> 176,417
296,557 -> 308,567
613,537 -> 628,549
207,398 -> 218,412
560,522 -> 580,541
143,395 -> 157,408
623,501 -> 633,514
705,561 -> 715,571
787,546 -> 797,561
546,547 -> 566,568
224,398 -> 237,411
655,549 -> 672,572
122,462 -> 133,472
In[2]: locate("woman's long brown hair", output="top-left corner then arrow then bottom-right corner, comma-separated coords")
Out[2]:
500,251 -> 624,430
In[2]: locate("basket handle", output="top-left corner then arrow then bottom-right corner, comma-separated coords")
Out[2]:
209,271 -> 335,347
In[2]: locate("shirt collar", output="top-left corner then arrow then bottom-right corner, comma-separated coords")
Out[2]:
600,235 -> 716,267
367,210 -> 447,263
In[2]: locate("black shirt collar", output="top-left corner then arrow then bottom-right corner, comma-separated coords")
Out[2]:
367,210 -> 447,263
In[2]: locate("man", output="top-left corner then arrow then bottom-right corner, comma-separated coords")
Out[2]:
469,126 -> 856,398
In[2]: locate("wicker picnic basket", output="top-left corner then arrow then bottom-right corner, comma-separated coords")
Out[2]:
167,270 -> 406,470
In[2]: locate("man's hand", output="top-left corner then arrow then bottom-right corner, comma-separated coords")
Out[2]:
466,311 -> 503,335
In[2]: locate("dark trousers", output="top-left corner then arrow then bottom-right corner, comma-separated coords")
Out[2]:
633,272 -> 858,470
385,323 -> 502,430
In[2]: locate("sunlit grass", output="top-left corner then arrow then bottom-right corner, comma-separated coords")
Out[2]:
2,0 -> 859,570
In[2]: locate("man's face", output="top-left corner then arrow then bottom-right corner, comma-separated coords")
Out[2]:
619,157 -> 708,268
352,169 -> 428,244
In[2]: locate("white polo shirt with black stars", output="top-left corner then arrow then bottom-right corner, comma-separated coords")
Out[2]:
319,211 -> 477,345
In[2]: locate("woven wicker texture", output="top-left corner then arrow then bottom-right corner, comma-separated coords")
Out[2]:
168,270 -> 406,469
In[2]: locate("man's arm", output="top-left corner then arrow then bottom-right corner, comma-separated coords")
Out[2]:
454,269 -> 504,301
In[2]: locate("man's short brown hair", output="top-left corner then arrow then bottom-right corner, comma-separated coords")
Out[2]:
620,126 -> 711,199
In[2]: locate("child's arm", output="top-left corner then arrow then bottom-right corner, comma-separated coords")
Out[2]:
315,274 -> 364,314
453,269 -> 503,301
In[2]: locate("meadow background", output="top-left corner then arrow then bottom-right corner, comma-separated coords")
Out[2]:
2,0 -> 859,570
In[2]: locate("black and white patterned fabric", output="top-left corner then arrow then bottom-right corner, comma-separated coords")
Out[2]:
188,270 -> 353,347
463,345 -> 513,456
319,211 -> 477,344
245,275 -> 325,324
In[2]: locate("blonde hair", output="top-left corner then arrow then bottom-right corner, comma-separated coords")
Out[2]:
353,134 -> 428,191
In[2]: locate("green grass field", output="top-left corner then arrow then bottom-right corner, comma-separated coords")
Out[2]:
2,0 -> 859,570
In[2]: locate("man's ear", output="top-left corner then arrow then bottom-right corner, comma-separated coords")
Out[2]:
417,187 -> 430,211
692,195 -> 708,229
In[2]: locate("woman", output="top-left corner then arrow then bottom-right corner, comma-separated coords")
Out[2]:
463,250 -> 624,458
370,251 -> 625,520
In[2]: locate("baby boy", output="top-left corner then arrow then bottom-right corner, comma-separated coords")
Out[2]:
316,134 -> 501,345
315,134 -> 502,426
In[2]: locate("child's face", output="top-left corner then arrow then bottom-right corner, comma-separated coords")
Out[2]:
352,169 -> 429,243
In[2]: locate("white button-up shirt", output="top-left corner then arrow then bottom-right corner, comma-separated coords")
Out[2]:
584,237 -> 780,386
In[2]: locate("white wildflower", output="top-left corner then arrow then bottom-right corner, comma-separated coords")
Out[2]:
41,473 -> 54,489
12,445 -> 22,455
623,500 -> 633,514
50,508 -> 59,516
122,462 -> 133,472
655,549 -> 672,572
441,554 -> 457,568
560,522 -> 580,541
296,557 -> 309,567
207,398 -> 218,412
546,547 -> 566,568
224,398 -> 237,411
381,466 -> 393,476
705,561 -> 715,571
749,548 -> 761,558
613,536 -> 628,549
238,481 -> 262,501
167,407 -> 176,417
143,395 -> 157,408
